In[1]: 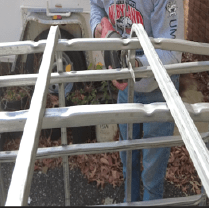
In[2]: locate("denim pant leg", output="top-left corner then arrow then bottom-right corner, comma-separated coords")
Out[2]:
141,122 -> 173,201
119,123 -> 141,202
139,75 -> 179,201
118,86 -> 141,201
118,75 -> 179,202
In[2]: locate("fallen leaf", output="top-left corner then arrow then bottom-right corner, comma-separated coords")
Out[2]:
100,157 -> 109,165
42,166 -> 48,174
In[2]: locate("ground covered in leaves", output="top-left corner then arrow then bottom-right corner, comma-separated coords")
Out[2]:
3,120 -> 204,198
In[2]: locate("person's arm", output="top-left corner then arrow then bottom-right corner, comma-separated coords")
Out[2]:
90,0 -> 108,37
134,0 -> 184,92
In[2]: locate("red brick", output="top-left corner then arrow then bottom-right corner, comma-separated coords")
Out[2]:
200,26 -> 206,35
206,21 -> 209,28
189,0 -> 195,7
194,0 -> 201,8
188,21 -> 193,28
188,13 -> 194,22
204,37 -> 209,43
200,11 -> 207,20
198,31 -> 205,42
205,29 -> 209,39
199,18 -> 207,29
193,34 -> 200,42
200,2 -> 209,14
193,20 -> 199,30
187,34 -> 193,41
193,12 -> 200,21
193,6 -> 200,15
203,0 -> 209,7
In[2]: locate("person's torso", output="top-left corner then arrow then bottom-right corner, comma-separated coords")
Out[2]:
103,0 -> 154,37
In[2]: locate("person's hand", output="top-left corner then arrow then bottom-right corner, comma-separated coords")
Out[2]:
95,23 -> 102,38
135,59 -> 139,67
109,66 -> 128,91
110,60 -> 139,91
112,79 -> 128,91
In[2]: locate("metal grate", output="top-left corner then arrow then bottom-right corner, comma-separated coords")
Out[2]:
0,24 -> 209,206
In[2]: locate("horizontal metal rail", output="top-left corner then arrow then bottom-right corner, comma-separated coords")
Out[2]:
0,103 -> 208,133
0,38 -> 208,56
100,194 -> 206,207
0,133 -> 208,163
0,61 -> 208,87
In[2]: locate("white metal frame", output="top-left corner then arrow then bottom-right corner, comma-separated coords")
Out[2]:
0,25 -> 209,206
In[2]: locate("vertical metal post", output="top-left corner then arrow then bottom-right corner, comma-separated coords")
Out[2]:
125,48 -> 135,202
125,78 -> 134,202
199,187 -> 207,206
0,132 -> 5,206
55,32 -> 70,206
0,164 -> 5,206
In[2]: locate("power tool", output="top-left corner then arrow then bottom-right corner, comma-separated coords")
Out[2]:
101,17 -> 128,85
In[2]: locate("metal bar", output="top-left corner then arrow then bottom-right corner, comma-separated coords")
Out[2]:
100,194 -> 206,207
5,26 -> 60,206
125,50 -> 136,202
0,38 -> 208,56
125,72 -> 135,202
0,61 -> 208,88
131,24 -> 209,197
0,164 -> 5,206
0,103 -> 208,133
55,35 -> 70,206
0,133 -> 208,163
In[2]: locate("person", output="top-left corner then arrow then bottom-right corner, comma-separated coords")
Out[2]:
90,0 -> 184,202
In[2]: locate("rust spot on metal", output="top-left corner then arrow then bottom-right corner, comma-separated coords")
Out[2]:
55,4 -> 62,8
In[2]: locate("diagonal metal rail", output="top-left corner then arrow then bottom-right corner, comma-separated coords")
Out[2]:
130,23 -> 209,197
5,26 -> 60,206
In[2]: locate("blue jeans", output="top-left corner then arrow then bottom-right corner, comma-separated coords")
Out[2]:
118,75 -> 180,202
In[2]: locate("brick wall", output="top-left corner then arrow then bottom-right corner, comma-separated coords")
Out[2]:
184,0 -> 209,61
184,0 -> 209,43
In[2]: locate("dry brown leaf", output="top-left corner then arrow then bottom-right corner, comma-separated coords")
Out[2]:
100,157 -> 109,165
42,166 -> 48,174
34,165 -> 39,170
112,170 -> 117,179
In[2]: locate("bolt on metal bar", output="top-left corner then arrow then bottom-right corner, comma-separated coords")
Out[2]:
55,33 -> 70,206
